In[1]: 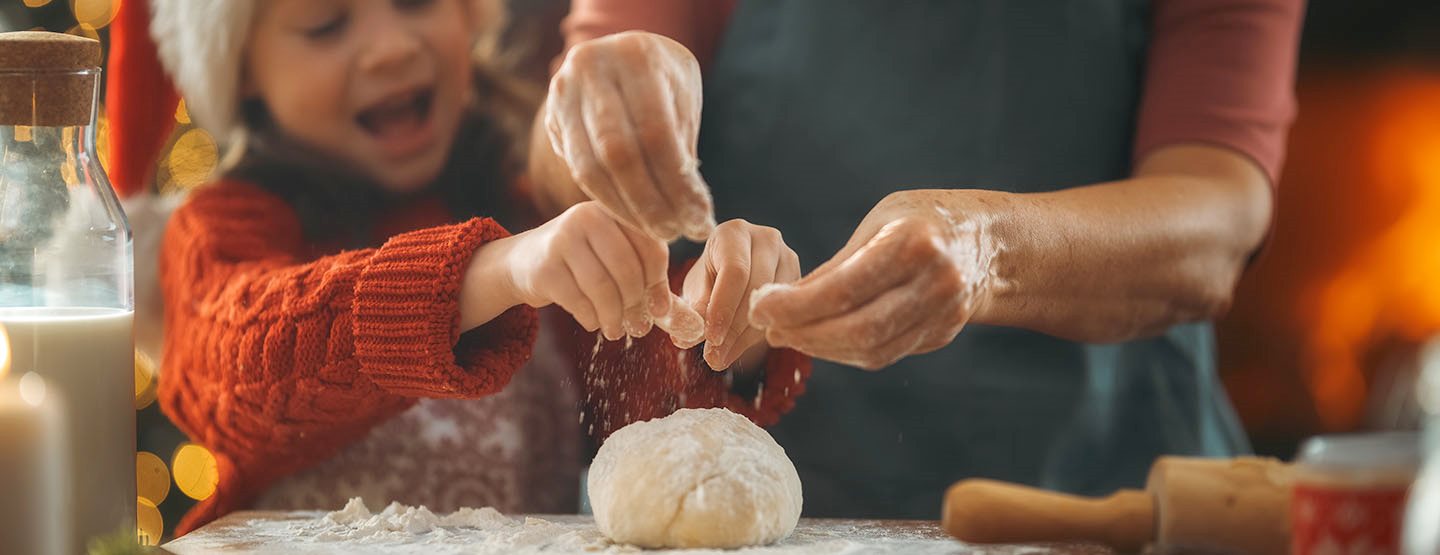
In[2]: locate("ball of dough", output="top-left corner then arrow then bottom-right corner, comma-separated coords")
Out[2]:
588,408 -> 803,548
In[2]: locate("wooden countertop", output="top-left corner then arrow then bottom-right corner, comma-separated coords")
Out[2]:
162,510 -> 1115,554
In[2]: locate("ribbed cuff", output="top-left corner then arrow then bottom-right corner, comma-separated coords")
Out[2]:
353,218 -> 537,398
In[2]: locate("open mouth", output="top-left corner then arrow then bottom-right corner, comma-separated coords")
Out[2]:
356,88 -> 435,141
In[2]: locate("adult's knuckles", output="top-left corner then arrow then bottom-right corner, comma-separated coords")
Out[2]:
565,40 -> 605,69
547,73 -> 571,97
931,266 -> 967,300
570,156 -> 608,189
633,122 -> 679,153
593,134 -> 641,173
612,32 -> 652,58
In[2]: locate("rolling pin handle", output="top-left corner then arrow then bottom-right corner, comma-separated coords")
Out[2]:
941,479 -> 1156,552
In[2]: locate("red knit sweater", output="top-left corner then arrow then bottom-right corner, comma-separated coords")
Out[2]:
159,179 -> 811,534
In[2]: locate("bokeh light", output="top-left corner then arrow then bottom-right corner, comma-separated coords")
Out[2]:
61,128 -> 81,186
137,451 -> 170,506
134,350 -> 157,410
165,128 -> 218,191
23,0 -> 53,8
175,100 -> 191,125
65,22 -> 99,41
172,443 -> 218,501
18,372 -> 47,407
0,324 -> 10,380
96,111 -> 110,173
137,497 -> 163,546
70,0 -> 121,29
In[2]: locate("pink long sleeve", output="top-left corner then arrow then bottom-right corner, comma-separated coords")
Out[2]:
1133,0 -> 1305,184
564,0 -> 1304,184
560,0 -> 734,70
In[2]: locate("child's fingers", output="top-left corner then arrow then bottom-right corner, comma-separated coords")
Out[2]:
615,222 -> 671,318
778,247 -> 803,285
549,264 -> 601,333
655,293 -> 705,349
704,227 -> 752,348
564,246 -> 627,341
715,240 -> 779,367
707,327 -> 767,371
681,256 -> 714,320
585,217 -> 650,332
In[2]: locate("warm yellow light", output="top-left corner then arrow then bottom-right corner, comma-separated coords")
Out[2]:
172,443 -> 218,501
165,128 -> 218,191
134,350 -> 157,410
65,23 -> 100,41
17,372 -> 46,407
136,497 -> 163,546
70,0 -> 120,29
0,323 -> 10,380
96,111 -> 111,174
175,100 -> 191,125
137,451 -> 170,506
23,0 -> 52,8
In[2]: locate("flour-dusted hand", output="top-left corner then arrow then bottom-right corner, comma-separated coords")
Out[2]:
682,220 -> 801,370
544,31 -> 716,242
749,191 -> 1006,370
473,201 -> 670,341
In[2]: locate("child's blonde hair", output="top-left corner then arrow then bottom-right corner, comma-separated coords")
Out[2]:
226,0 -> 541,244
223,0 -> 540,171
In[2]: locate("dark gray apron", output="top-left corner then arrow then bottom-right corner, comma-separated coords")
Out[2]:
694,0 -> 1251,519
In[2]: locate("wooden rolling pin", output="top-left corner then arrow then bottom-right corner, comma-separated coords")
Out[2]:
942,457 -> 1293,554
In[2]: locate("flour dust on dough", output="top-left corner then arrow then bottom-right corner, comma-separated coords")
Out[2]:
588,408 -> 803,549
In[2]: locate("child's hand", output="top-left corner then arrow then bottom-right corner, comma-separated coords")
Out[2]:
506,202 -> 671,340
682,220 -> 801,370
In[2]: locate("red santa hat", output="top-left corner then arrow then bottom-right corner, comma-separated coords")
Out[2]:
106,0 -> 257,197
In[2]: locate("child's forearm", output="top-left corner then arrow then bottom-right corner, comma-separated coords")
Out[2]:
458,235 -> 525,331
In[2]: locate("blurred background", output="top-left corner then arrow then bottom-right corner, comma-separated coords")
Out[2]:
3,0 -> 1440,544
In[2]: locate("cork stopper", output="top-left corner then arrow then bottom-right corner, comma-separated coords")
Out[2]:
0,31 -> 103,127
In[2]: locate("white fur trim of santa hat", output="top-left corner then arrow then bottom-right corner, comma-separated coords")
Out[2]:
147,0 -> 257,148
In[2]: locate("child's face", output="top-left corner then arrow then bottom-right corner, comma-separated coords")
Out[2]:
246,0 -> 478,192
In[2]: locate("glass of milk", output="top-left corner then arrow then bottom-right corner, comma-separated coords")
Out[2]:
0,32 -> 136,553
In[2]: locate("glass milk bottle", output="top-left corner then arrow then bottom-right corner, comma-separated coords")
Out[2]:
1406,338 -> 1440,554
0,32 -> 136,550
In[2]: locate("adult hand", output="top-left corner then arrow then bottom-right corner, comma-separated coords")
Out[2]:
502,201 -> 672,341
544,31 -> 716,242
749,191 -> 1004,370
683,220 -> 802,370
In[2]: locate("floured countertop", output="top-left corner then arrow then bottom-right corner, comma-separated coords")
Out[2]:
162,508 -> 1114,555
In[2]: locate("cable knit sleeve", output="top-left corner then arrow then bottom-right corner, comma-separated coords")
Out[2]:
158,179 -> 537,486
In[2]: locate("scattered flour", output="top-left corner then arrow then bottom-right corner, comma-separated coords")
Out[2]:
164,497 -> 1085,555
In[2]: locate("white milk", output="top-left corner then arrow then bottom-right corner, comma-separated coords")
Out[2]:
0,307 -> 135,549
